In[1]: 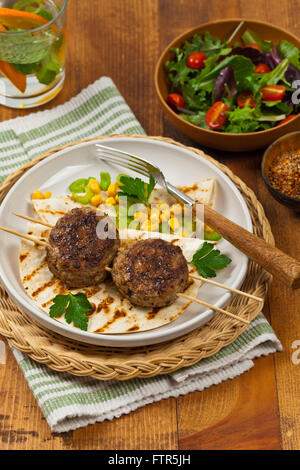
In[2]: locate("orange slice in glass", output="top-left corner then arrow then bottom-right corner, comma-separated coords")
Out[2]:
0,23 -> 26,93
0,7 -> 49,30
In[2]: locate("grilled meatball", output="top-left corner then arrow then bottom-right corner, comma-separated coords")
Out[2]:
47,207 -> 120,288
111,238 -> 189,308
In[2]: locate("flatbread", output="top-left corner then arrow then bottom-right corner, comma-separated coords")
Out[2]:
19,179 -> 216,334
19,223 -> 202,334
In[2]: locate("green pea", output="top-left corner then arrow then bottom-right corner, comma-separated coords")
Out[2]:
100,172 -> 111,191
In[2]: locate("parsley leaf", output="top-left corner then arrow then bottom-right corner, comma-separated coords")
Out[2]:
118,174 -> 156,206
49,293 -> 92,331
190,242 -> 232,278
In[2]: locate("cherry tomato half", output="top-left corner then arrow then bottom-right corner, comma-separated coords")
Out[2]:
205,102 -> 229,130
237,91 -> 257,109
167,93 -> 184,109
187,52 -> 207,69
278,114 -> 297,125
260,85 -> 286,101
255,63 -> 271,74
247,43 -> 260,51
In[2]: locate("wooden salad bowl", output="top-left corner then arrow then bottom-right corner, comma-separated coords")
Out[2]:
154,18 -> 300,152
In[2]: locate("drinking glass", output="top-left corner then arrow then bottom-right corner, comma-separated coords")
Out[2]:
0,0 -> 67,108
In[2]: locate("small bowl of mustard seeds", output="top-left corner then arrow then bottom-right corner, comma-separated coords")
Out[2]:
262,131 -> 300,211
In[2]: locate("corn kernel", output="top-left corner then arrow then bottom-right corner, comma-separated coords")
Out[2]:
107,184 -> 117,197
32,190 -> 44,200
180,232 -> 188,238
171,204 -> 182,216
105,196 -> 116,205
149,207 -> 160,217
91,194 -> 103,207
168,217 -> 180,231
204,223 -> 214,233
150,221 -> 159,232
141,220 -> 151,231
134,211 -> 148,223
87,179 -> 101,194
43,191 -> 52,199
160,210 -> 170,223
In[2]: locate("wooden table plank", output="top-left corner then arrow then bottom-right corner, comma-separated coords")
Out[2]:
0,0 -> 299,450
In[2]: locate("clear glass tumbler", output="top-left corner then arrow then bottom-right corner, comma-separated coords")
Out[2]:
0,0 -> 67,108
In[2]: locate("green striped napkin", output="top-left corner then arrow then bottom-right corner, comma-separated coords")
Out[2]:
0,77 -> 282,432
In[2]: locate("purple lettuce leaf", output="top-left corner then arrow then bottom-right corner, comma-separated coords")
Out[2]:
212,66 -> 237,102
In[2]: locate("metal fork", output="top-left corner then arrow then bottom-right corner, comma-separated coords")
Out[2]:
95,143 -> 300,289
96,143 -> 194,206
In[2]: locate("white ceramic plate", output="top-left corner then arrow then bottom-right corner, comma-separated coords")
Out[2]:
0,136 -> 252,347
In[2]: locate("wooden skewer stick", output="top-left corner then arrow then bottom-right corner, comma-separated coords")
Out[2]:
189,273 -> 263,302
178,293 -> 250,325
7,218 -> 250,325
13,213 -> 53,228
106,268 -> 249,325
12,215 -> 262,308
0,226 -> 49,247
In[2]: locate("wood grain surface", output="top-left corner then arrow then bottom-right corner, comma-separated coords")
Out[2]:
0,0 -> 299,451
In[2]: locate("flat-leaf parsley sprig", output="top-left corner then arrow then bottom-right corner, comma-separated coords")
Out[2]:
190,242 -> 232,278
118,174 -> 156,206
49,292 -> 93,331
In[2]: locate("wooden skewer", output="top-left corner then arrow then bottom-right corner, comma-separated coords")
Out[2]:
13,213 -> 53,228
178,293 -> 250,325
7,217 -> 250,326
189,273 -> 263,302
0,226 -> 49,247
13,214 -> 262,310
106,267 -> 249,325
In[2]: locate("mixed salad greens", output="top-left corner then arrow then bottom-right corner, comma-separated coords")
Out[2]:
165,25 -> 300,133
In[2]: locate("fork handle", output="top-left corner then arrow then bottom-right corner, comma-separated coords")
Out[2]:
196,204 -> 300,289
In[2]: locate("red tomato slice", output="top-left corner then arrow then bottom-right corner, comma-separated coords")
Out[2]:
167,93 -> 184,109
187,52 -> 207,69
237,91 -> 257,109
205,102 -> 229,130
247,43 -> 260,51
255,63 -> 271,74
278,114 -> 297,125
260,85 -> 286,101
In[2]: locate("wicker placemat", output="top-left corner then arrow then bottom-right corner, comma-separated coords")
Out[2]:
0,135 -> 273,381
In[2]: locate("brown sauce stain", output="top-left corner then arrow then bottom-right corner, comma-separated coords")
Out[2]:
22,261 -> 48,283
41,229 -> 50,238
19,253 -> 29,263
38,209 -> 66,216
126,324 -> 140,332
95,308 -> 127,333
170,238 -> 179,245
41,298 -> 56,308
32,278 -> 58,298
87,302 -> 96,316
95,296 -> 114,313
147,307 -> 161,320
84,286 -> 102,297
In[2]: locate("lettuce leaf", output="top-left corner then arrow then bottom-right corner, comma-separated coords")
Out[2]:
277,40 -> 300,70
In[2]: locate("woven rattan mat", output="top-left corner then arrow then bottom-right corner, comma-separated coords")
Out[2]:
0,135 -> 274,381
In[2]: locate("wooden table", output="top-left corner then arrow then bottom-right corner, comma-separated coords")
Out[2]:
0,0 -> 299,451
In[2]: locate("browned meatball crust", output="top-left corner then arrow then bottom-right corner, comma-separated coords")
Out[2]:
111,238 -> 189,308
47,207 -> 120,288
